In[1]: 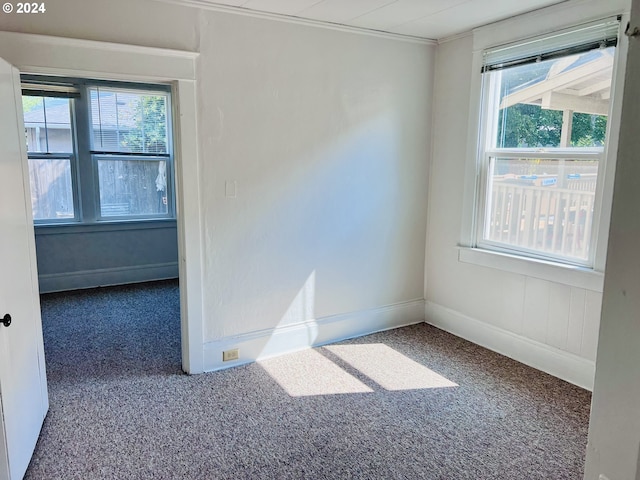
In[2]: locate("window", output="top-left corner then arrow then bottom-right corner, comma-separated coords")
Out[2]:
474,18 -> 620,267
90,86 -> 171,218
22,77 -> 174,223
23,95 -> 75,220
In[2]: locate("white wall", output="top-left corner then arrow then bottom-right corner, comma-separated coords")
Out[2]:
197,13 -> 431,340
425,0 -> 629,390
585,0 -> 640,476
0,0 -> 433,368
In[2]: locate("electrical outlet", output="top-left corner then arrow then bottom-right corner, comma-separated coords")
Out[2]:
223,348 -> 239,362
599,475 -> 610,480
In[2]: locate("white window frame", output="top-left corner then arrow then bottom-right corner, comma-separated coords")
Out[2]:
24,77 -> 176,224
475,54 -> 612,268
459,0 -> 631,290
87,83 -> 175,221
22,91 -> 80,224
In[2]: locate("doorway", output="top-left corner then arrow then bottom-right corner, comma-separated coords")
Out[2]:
0,29 -> 205,374
20,74 -> 184,375
0,33 -> 204,479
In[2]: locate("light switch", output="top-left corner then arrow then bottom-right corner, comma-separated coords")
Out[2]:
225,180 -> 237,198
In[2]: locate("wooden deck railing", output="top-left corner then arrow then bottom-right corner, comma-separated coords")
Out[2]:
486,178 -> 596,260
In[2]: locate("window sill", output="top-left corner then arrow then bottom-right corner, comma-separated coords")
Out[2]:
457,247 -> 604,292
34,218 -> 177,235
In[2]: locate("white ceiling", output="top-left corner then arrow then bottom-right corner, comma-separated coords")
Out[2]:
191,0 -> 568,40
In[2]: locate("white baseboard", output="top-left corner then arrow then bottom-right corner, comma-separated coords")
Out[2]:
203,299 -> 426,372
38,262 -> 179,293
425,301 -> 595,391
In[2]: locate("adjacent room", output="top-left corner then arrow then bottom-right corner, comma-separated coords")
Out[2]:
0,0 -> 638,478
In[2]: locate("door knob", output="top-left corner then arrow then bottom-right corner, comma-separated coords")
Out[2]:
1,314 -> 11,327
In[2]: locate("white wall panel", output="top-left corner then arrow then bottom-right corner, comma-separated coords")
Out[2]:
498,273 -> 525,334
567,287 -> 587,355
582,290 -> 603,361
523,277 -> 550,343
547,283 -> 571,350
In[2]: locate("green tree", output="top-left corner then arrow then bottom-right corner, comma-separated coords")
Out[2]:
122,95 -> 168,154
497,104 -> 562,148
497,105 -> 607,148
495,56 -> 608,148
22,96 -> 43,114
571,113 -> 607,147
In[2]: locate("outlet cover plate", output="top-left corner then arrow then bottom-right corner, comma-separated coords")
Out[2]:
223,348 -> 239,362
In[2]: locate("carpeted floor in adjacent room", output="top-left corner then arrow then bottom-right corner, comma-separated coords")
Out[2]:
25,280 -> 591,479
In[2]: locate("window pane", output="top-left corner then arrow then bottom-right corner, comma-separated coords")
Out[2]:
22,96 -> 73,153
493,47 -> 614,148
28,159 -> 75,220
98,159 -> 168,217
484,158 -> 597,261
570,112 -> 608,148
90,88 -> 169,154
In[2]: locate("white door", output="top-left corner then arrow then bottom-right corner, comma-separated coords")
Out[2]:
0,57 -> 49,480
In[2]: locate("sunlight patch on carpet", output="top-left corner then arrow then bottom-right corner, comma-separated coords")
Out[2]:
259,348 -> 373,397
325,343 -> 458,391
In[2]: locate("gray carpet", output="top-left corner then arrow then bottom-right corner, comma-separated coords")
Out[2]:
26,280 -> 591,479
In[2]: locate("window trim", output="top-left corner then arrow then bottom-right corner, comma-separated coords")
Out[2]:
475,28 -> 618,268
461,4 -> 630,277
458,246 -> 604,292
